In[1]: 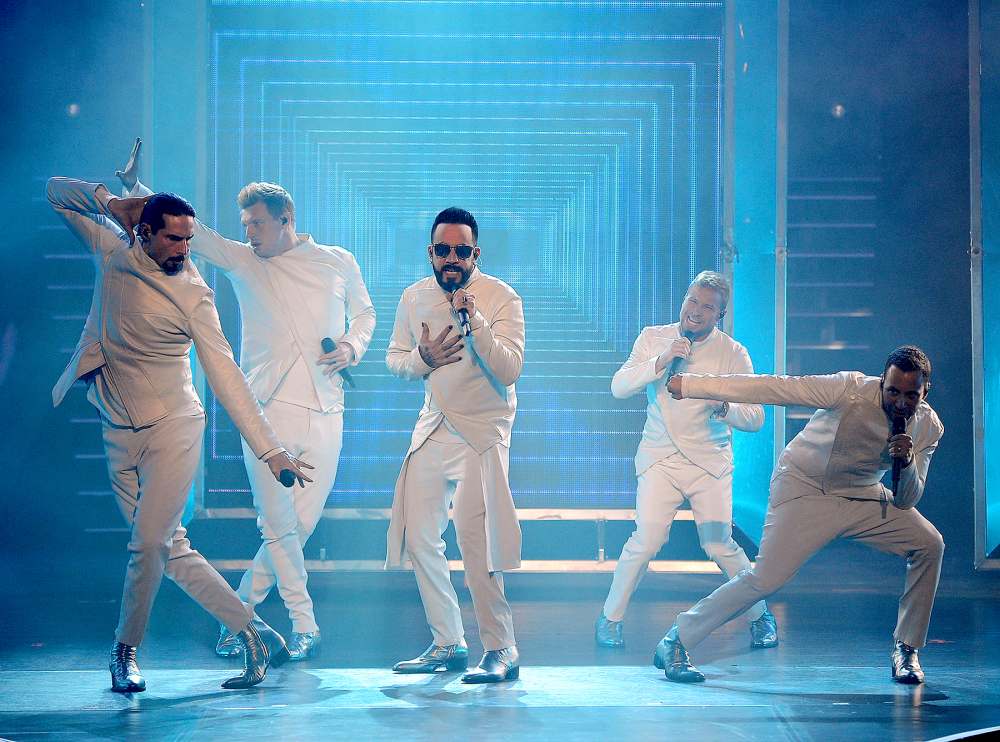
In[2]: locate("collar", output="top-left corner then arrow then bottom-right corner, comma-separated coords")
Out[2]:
132,242 -> 166,275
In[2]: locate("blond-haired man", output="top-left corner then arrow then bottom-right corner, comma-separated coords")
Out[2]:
596,271 -> 777,651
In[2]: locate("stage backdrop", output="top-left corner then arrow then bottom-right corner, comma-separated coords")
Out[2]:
187,1 -> 731,511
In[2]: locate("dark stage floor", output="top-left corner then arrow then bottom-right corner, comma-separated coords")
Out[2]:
2,543 -> 1000,741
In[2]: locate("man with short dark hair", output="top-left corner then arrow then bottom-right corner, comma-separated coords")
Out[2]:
114,140 -> 375,660
48,176 -> 311,693
656,345 -> 944,685
386,206 -> 525,683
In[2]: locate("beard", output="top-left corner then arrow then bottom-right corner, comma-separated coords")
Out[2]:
162,257 -> 185,275
433,263 -> 472,292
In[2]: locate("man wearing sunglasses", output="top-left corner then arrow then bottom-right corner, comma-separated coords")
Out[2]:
113,139 -> 376,662
386,207 -> 525,684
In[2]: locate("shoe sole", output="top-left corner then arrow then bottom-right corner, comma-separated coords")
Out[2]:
891,666 -> 924,685
596,639 -> 624,648
461,666 -> 519,683
109,672 -> 145,693
750,639 -> 779,650
393,657 -> 469,674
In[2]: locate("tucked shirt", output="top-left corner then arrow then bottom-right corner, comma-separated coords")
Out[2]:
680,371 -> 944,509
48,178 -> 282,460
611,324 -> 764,478
128,181 -> 376,414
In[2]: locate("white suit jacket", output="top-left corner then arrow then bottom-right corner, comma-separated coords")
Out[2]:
680,371 -> 943,509
611,324 -> 764,477
386,269 -> 524,456
129,181 -> 376,413
48,178 -> 282,460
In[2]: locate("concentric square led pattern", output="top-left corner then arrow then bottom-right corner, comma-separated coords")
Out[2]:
205,1 -> 723,508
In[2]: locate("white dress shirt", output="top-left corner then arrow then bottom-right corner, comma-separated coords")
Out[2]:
386,269 -> 524,455
611,324 -> 764,478
129,181 -> 376,414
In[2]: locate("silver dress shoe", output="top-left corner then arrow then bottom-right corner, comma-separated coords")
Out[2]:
109,642 -> 146,693
749,609 -> 779,649
654,625 -> 705,683
462,647 -> 520,684
216,625 -> 242,658
393,641 -> 469,673
221,616 -> 290,690
891,640 -> 925,684
288,631 -> 322,661
595,614 -> 624,648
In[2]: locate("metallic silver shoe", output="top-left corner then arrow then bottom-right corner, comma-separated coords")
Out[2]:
654,625 -> 705,683
216,625 -> 242,658
461,647 -> 520,684
749,609 -> 779,649
109,642 -> 146,693
393,641 -> 469,673
221,616 -> 290,690
288,631 -> 322,661
891,640 -> 925,684
595,614 -> 624,648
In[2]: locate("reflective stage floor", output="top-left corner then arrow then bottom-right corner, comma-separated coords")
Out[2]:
2,544 -> 999,741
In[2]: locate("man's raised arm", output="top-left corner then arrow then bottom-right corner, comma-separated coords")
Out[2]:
116,138 -> 246,272
46,177 -> 129,257
671,371 -> 855,411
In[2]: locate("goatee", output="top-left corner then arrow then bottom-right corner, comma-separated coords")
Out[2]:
434,264 -> 471,291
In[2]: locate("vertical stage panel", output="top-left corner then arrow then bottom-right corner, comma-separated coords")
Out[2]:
728,0 -> 787,543
973,0 -> 1000,567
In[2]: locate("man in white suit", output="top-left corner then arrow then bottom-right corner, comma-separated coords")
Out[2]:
657,345 -> 944,685
596,271 -> 776,650
48,176 -> 311,693
115,140 -> 376,660
386,207 -> 524,683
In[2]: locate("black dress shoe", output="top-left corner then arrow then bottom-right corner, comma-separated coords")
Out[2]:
461,647 -> 519,683
109,642 -> 146,693
221,616 -> 290,689
653,625 -> 705,683
393,641 -> 469,673
891,640 -> 925,684
749,609 -> 779,649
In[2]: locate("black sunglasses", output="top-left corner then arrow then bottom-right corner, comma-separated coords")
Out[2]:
432,242 -> 475,260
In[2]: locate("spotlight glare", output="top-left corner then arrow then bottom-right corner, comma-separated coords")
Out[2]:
66,103 -> 80,117
831,103 -> 846,119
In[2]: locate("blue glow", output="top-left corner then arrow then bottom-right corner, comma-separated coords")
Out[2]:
204,2 -> 725,509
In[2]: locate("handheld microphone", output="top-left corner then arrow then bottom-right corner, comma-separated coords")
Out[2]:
457,308 -> 472,337
666,330 -> 697,378
321,337 -> 356,389
279,469 -> 296,488
891,414 -> 906,496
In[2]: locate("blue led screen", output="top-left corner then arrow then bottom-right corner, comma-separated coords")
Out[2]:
202,1 -> 726,509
